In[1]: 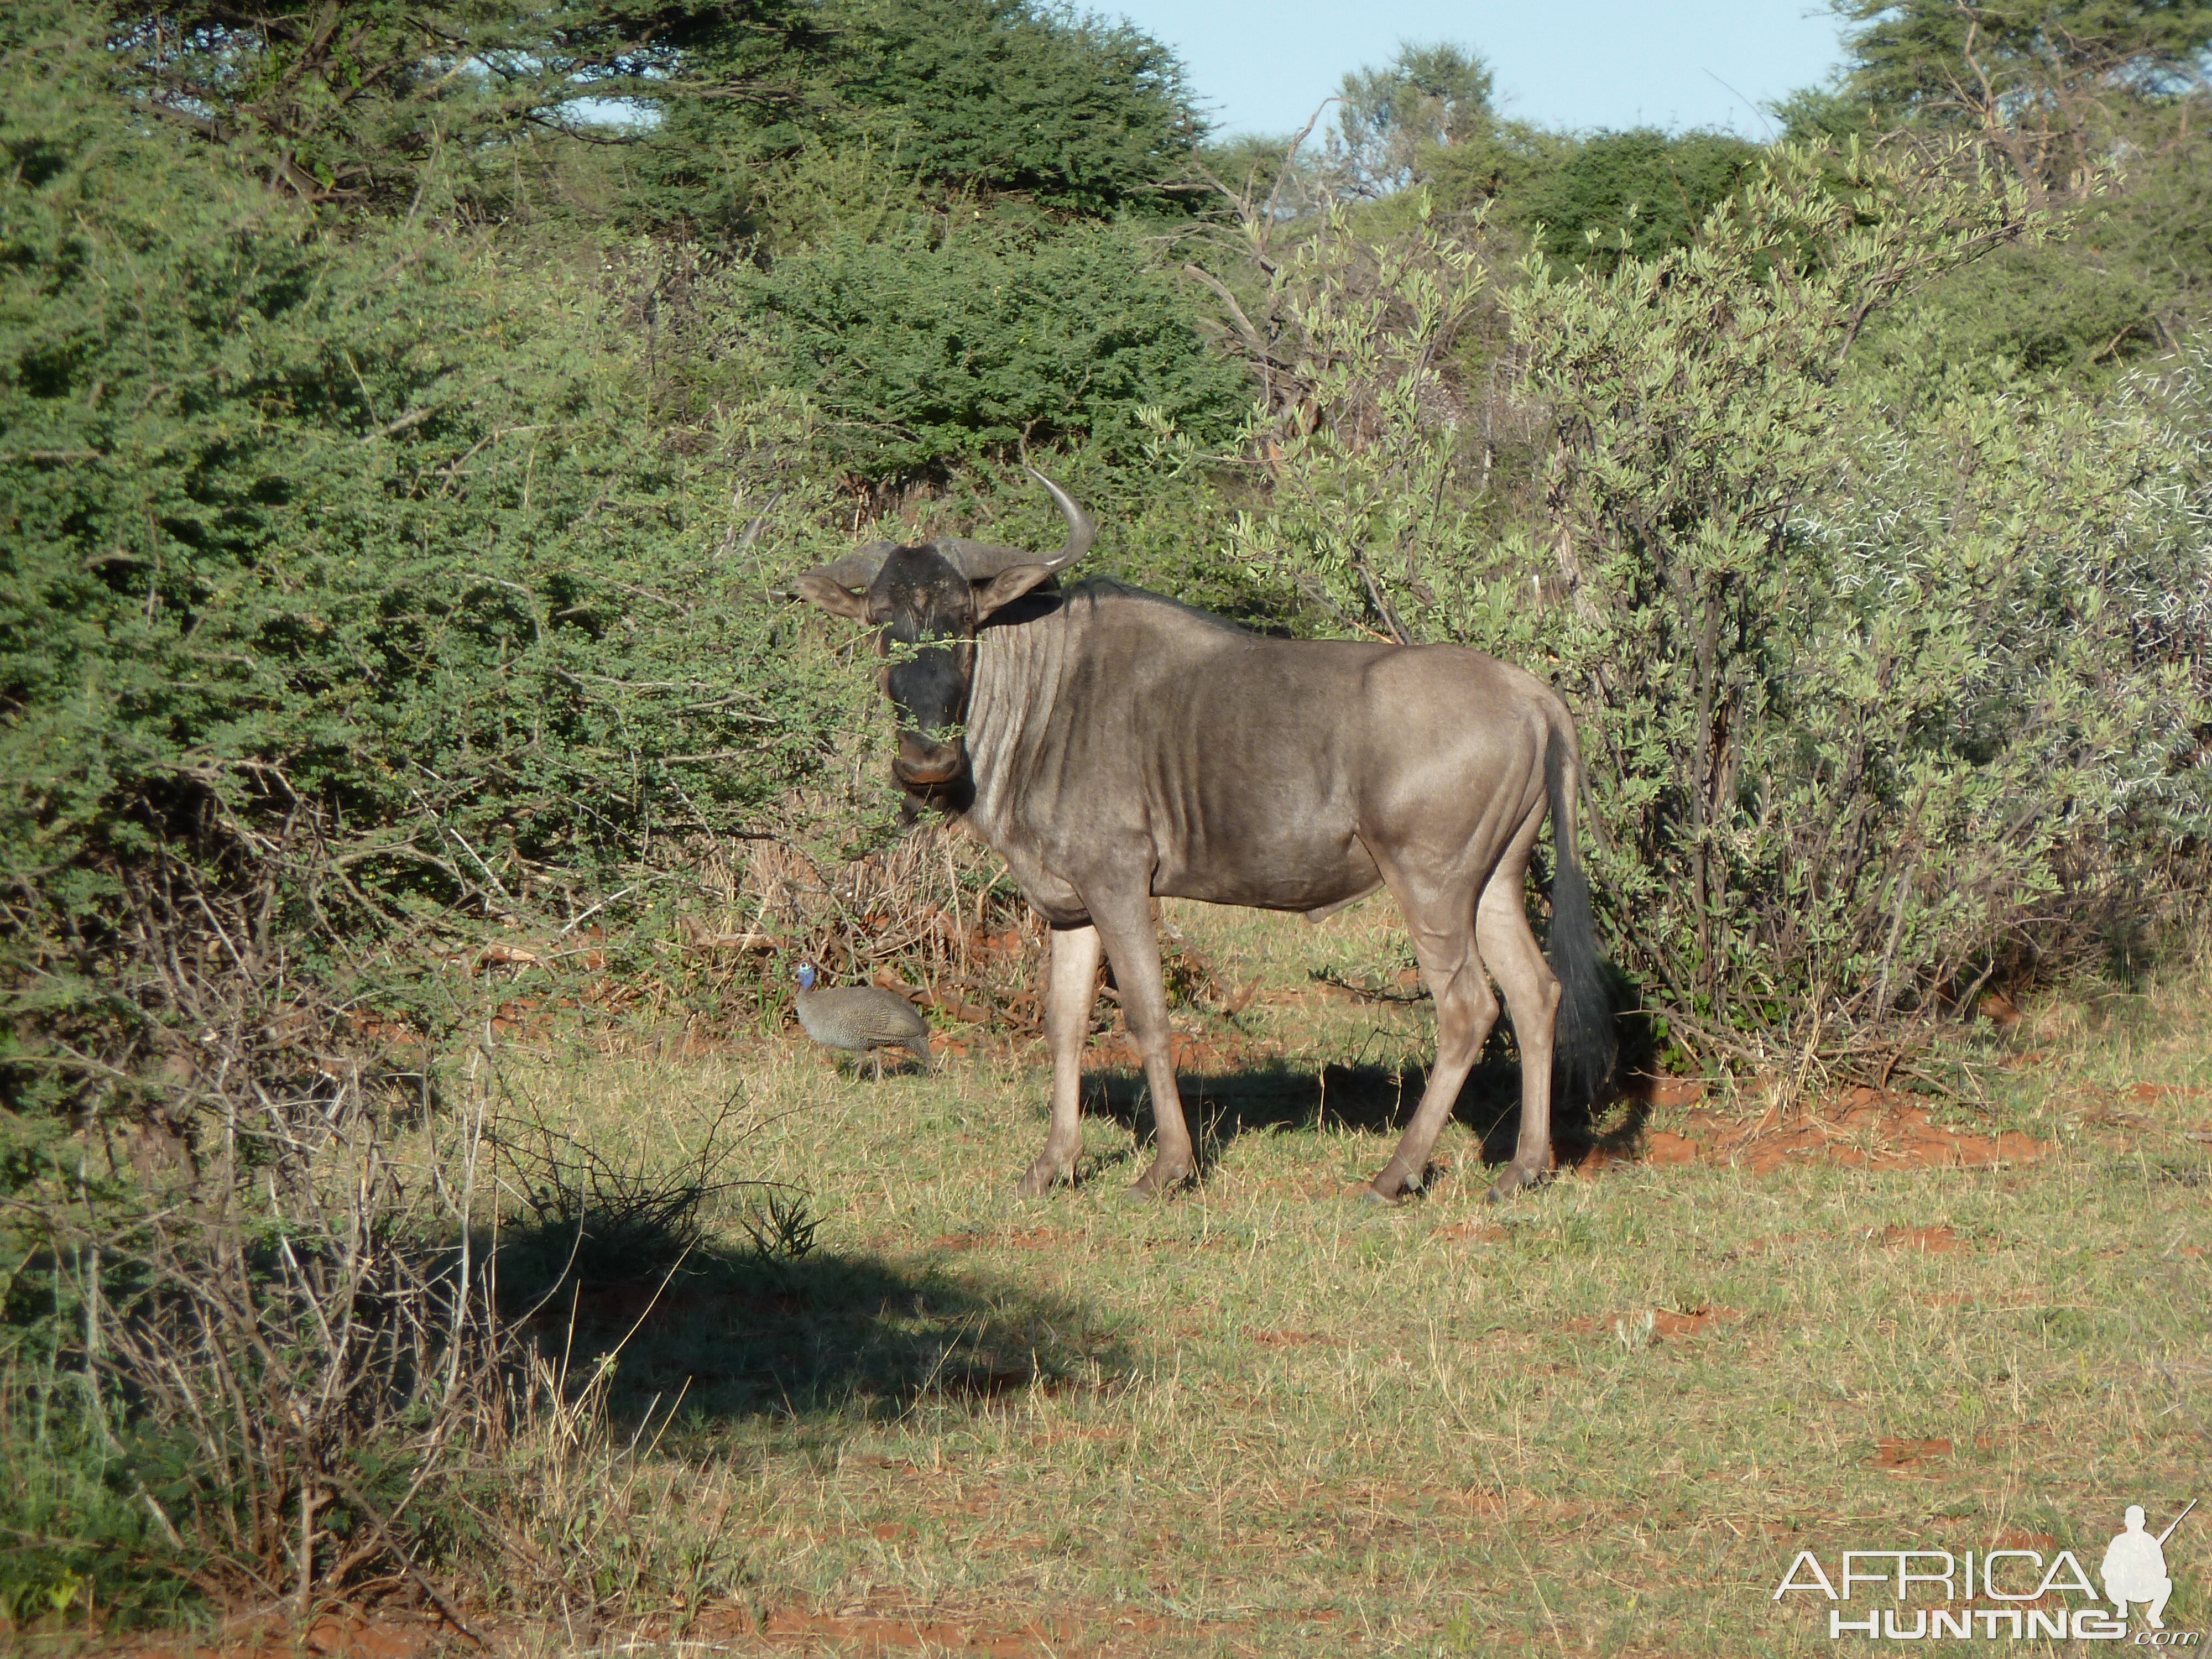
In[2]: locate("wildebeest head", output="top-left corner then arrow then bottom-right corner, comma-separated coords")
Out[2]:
794,471 -> 1094,791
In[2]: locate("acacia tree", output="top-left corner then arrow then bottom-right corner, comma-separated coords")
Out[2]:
630,0 -> 1208,229
1328,41 -> 1493,197
1782,0 -> 2212,371
95,0 -> 678,213
1824,0 -> 2212,204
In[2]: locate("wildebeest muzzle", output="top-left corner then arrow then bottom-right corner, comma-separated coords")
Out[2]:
885,644 -> 969,787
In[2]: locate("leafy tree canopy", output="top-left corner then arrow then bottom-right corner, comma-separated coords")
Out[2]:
632,0 -> 1207,229
1827,0 -> 2212,187
740,215 -> 1250,476
1783,0 -> 2212,375
1331,41 -> 1494,197
91,1 -> 665,216
1426,124 -> 1761,274
85,1 -> 1208,233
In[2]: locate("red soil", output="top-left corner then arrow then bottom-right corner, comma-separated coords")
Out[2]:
1872,1436 -> 1953,1471
1877,1225 -> 1968,1252
1625,1082 -> 2048,1176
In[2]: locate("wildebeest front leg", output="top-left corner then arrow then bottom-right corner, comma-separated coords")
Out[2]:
1083,891 -> 1196,1194
1020,923 -> 1103,1196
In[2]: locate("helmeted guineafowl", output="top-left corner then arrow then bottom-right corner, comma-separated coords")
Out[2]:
792,963 -> 931,1078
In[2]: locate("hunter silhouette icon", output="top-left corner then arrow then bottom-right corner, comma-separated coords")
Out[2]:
2103,1500 -> 2194,1629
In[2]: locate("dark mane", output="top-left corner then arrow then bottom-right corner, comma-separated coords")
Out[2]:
1058,577 -> 1251,636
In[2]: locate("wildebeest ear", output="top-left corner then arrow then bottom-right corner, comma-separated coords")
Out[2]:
972,562 -> 1057,619
794,543 -> 894,620
794,570 -> 874,620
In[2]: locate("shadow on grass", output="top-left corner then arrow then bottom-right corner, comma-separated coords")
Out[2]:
484,1103 -> 1133,1427
1078,1045 -> 1647,1190
495,1239 -> 1130,1424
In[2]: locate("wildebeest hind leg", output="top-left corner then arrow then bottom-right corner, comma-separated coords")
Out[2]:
1476,873 -> 1561,1200
1021,923 -> 1103,1196
1083,892 -> 1196,1194
1367,881 -> 1500,1201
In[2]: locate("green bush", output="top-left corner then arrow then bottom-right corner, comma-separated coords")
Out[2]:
0,22 -> 879,1618
627,0 -> 1207,231
1,30 -> 864,1102
741,217 -> 1253,476
1230,145 -> 2211,1065
1429,126 -> 1763,275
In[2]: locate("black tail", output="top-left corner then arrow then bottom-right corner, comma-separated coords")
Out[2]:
1545,725 -> 1616,1110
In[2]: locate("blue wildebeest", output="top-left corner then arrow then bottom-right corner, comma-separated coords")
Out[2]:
794,473 -> 1614,1201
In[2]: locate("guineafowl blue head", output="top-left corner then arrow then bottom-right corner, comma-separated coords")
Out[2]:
796,962 -> 818,992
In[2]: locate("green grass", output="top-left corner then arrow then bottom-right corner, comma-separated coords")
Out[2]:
372,902 -> 2212,1653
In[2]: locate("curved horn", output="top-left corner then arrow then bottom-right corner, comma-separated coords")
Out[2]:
796,541 -> 897,596
939,469 -> 1097,581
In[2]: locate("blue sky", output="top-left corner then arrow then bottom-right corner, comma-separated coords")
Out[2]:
1102,1 -> 1849,139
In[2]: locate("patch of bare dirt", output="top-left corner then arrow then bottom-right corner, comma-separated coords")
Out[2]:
1629,1084 -> 2048,1175
1651,1306 -> 1743,1338
1872,1436 -> 1953,1472
2130,1082 -> 2206,1104
1877,1225 -> 1968,1252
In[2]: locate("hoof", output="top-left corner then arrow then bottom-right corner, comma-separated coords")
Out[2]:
1358,1183 -> 1399,1207
1129,1159 -> 1194,1197
1017,1160 -> 1070,1197
1363,1164 -> 1420,1203
1483,1164 -> 1544,1204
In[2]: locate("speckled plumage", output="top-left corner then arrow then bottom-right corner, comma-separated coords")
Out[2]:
794,963 -> 930,1078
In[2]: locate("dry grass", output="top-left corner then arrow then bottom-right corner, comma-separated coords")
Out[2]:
422,899 -> 2212,1657
62,903 -> 2212,1657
